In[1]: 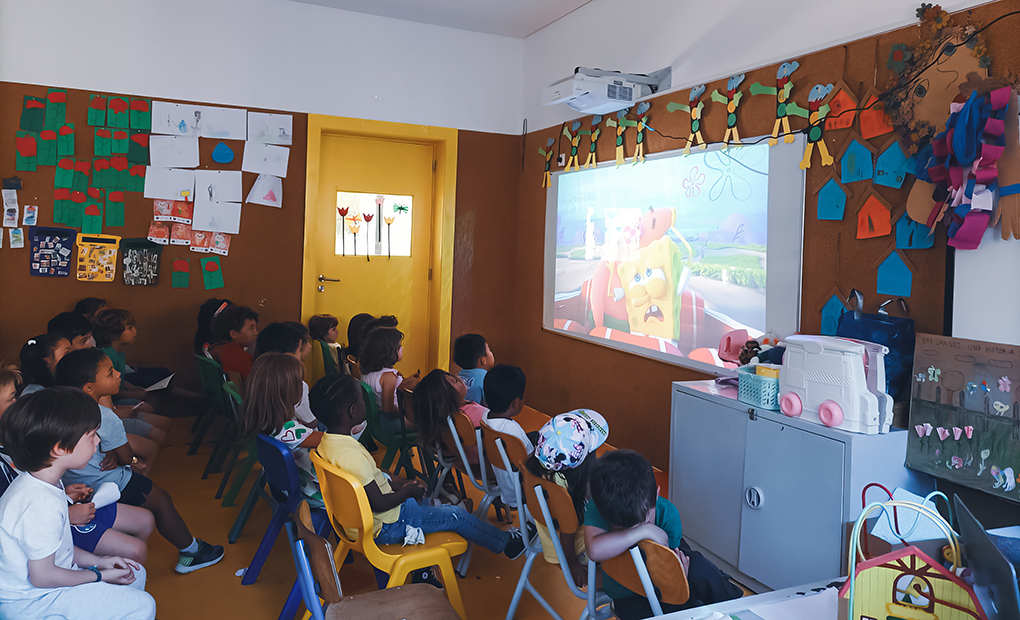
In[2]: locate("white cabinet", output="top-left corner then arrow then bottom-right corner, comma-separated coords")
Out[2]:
669,380 -> 931,591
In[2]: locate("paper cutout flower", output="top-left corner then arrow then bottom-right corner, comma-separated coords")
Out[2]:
966,381 -> 978,394
887,44 -> 913,74
916,3 -> 933,20
952,427 -> 963,441
951,456 -> 964,469
915,424 -> 926,438
363,214 -> 374,223
932,9 -> 950,29
383,216 -> 395,225
349,213 -> 362,222
964,425 -> 974,439
979,55 -> 992,69
393,204 -> 409,214
923,423 -> 933,436
682,166 -> 705,197
928,366 -> 941,382
337,207 -> 348,217
999,377 -> 1011,392
346,221 -> 360,235
936,427 -> 950,441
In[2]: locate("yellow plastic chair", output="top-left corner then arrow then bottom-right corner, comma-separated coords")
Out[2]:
309,450 -> 469,620
599,540 -> 690,617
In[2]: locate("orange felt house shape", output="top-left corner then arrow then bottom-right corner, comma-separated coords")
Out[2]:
838,546 -> 986,620
857,192 -> 894,239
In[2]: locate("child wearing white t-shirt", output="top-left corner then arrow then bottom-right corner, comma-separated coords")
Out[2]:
482,365 -> 534,508
0,387 -> 155,620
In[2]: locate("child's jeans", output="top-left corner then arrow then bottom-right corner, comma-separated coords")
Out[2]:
376,498 -> 509,554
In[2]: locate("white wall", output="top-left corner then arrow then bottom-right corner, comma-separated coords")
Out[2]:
0,0 -> 524,134
523,0 -> 991,130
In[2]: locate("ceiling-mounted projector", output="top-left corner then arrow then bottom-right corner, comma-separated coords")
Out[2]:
542,67 -> 672,115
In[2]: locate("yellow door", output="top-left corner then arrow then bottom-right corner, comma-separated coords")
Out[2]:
308,135 -> 434,377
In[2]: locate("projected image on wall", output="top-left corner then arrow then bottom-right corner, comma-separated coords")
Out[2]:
552,144 -> 769,366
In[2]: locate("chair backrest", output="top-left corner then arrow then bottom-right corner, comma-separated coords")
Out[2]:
520,464 -> 580,534
222,381 -> 243,423
294,500 -> 342,604
194,354 -> 226,409
310,450 -> 374,551
480,421 -> 529,473
225,370 -> 244,392
397,386 -> 415,426
600,540 -> 690,607
347,355 -> 362,380
449,410 -> 477,448
256,434 -> 303,512
360,380 -> 392,445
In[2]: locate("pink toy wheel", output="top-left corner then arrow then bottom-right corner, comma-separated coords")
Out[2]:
779,392 -> 802,417
818,400 -> 844,427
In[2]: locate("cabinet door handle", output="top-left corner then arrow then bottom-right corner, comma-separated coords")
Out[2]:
745,486 -> 764,509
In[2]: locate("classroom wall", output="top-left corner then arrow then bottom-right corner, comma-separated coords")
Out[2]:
522,0 -> 991,130
0,0 -> 525,135
0,82 -> 308,390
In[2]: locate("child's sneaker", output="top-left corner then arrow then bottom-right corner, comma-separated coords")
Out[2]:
175,539 -> 225,574
503,529 -> 525,560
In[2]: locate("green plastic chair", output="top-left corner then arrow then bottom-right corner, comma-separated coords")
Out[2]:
216,382 -> 260,506
360,381 -> 419,477
190,354 -> 227,456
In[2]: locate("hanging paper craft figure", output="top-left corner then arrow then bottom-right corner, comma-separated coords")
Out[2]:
582,115 -> 602,168
539,137 -> 556,188
666,85 -> 708,155
604,108 -> 636,167
786,83 -> 835,169
562,121 -> 583,172
750,61 -> 800,146
710,74 -> 745,148
631,101 -> 653,164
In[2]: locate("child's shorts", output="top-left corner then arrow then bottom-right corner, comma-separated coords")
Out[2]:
70,504 -> 117,552
121,417 -> 155,438
119,473 -> 154,506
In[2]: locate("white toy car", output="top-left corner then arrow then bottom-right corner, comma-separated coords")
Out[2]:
778,335 -> 892,434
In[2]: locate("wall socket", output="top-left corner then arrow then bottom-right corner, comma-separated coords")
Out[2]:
557,153 -> 566,166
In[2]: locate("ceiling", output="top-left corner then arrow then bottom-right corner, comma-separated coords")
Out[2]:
287,0 -> 593,38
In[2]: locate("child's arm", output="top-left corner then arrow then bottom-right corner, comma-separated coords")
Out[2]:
100,442 -> 134,470
28,550 -> 138,588
560,532 -> 587,586
379,372 -> 400,414
363,478 -> 425,513
583,522 -> 669,562
297,431 -> 323,448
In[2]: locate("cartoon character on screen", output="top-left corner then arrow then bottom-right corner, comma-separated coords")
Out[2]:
604,108 -> 636,167
632,102 -> 653,164
667,85 -> 708,155
785,83 -> 835,169
710,74 -> 746,148
582,115 -> 602,168
616,234 -> 693,343
750,61 -> 800,146
562,121 -> 583,172
539,137 -> 556,188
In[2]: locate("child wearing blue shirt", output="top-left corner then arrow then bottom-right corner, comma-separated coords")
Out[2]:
453,334 -> 494,406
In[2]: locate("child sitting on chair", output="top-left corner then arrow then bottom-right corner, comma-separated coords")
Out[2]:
0,387 -> 156,620
308,314 -> 344,379
254,322 -> 317,427
413,369 -> 487,466
208,306 -> 259,381
359,327 -> 417,434
482,365 -> 534,509
310,374 -> 525,559
47,312 -> 96,351
524,409 -> 608,587
453,334 -> 495,406
585,450 -> 742,619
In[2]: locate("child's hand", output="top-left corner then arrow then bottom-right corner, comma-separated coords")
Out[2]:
97,556 -> 140,571
568,558 -> 587,588
409,481 -> 426,500
68,503 -> 96,526
65,484 -> 92,502
673,548 -> 690,575
100,567 -> 136,585
99,452 -> 120,471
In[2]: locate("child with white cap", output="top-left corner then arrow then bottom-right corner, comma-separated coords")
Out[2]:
523,409 -> 608,587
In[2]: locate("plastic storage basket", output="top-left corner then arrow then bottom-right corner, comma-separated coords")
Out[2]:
737,365 -> 780,411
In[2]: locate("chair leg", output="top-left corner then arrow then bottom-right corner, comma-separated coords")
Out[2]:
201,424 -> 231,480
241,507 -> 288,585
435,557 -> 468,620
221,443 -> 258,507
278,579 -> 304,620
379,443 -> 398,472
456,544 -> 474,578
229,471 -> 265,544
214,441 -> 242,499
188,411 -> 217,455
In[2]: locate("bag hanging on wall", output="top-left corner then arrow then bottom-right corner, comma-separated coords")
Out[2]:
121,238 -> 163,286
75,233 -> 121,282
28,226 -> 74,277
836,290 -> 915,416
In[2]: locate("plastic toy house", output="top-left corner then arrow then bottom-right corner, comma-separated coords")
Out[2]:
817,177 -> 848,221
875,139 -> 909,189
838,546 -> 986,620
778,335 -> 892,434
896,213 -> 935,250
839,135 -> 875,184
876,249 -> 914,297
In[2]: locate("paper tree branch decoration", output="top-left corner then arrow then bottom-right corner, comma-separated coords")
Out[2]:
538,137 -> 556,187
362,213 -> 373,262
632,102 -> 654,164
667,85 -> 708,155
710,74 -> 745,148
337,207 -> 349,256
749,61 -> 800,146
604,108 -> 636,167
562,121 -> 583,172
582,115 -> 602,168
786,83 -> 835,169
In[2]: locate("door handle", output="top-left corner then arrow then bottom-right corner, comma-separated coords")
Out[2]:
318,275 -> 340,283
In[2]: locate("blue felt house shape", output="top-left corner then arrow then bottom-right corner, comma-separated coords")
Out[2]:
895,213 -> 934,249
817,177 -> 848,221
839,135 -> 874,184
876,249 -> 914,297
820,293 -> 847,335
874,139 -> 909,189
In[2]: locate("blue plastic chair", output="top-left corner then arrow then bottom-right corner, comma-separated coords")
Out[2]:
240,435 -> 329,586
